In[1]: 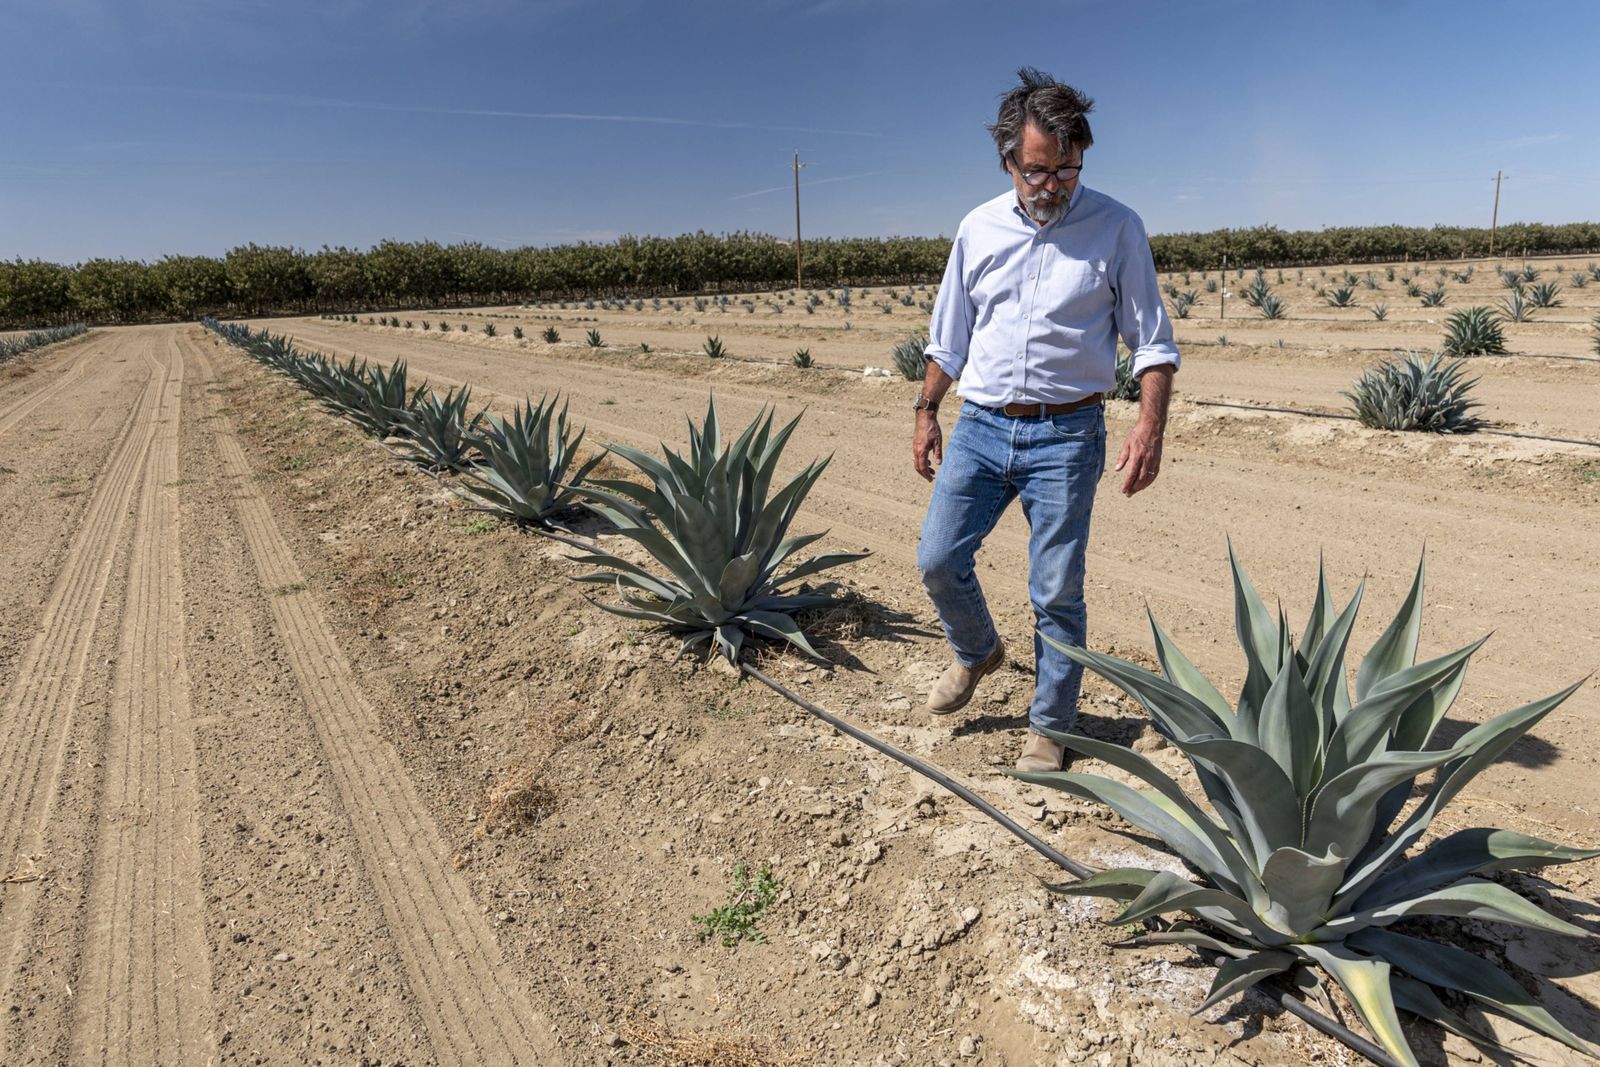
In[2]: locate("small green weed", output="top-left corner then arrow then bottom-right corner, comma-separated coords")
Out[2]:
272,582 -> 307,596
694,864 -> 781,947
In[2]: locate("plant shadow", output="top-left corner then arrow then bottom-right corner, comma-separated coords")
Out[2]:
1429,717 -> 1559,768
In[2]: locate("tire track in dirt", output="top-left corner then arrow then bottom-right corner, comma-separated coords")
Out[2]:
0,333 -> 170,1056
68,337 -> 216,1065
0,335 -> 96,439
194,341 -> 558,1064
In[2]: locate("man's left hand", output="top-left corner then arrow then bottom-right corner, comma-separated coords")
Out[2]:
1115,422 -> 1163,496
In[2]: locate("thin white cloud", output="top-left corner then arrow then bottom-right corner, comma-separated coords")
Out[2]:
51,82 -> 879,138
1492,133 -> 1565,150
731,172 -> 879,200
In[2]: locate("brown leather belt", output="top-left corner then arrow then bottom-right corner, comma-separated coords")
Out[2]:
992,393 -> 1104,418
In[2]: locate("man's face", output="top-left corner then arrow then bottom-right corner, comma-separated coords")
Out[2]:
1007,122 -> 1083,224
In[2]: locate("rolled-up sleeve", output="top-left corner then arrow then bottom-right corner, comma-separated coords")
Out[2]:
1112,213 -> 1180,377
924,227 -> 974,380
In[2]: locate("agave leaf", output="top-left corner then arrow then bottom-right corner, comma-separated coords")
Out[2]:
1165,735 -> 1302,858
1009,770 -> 1246,896
1324,879 -> 1588,940
1256,651 -> 1323,798
1147,609 -> 1233,720
1041,730 -> 1265,907
1355,828 -> 1600,910
1322,638 -> 1485,781
1228,542 -> 1282,735
1350,928 -> 1597,1056
1302,579 -> 1364,729
1112,870 -> 1287,946
1335,680 -> 1584,907
1124,922 -> 1250,958
742,609 -> 828,661
1044,867 -> 1158,902
1297,556 -> 1337,660
775,549 -> 870,588
1388,651 -> 1471,752
1259,846 -> 1345,934
1193,950 -> 1297,1015
1389,973 -> 1497,1046
1303,747 -> 1463,863
1042,637 -> 1230,741
564,553 -> 683,601
1355,556 -> 1425,701
1297,944 -> 1419,1067
719,550 -> 765,612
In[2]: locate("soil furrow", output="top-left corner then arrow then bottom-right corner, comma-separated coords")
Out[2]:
0,336 -> 95,438
69,337 -> 216,1065
0,334 -> 170,1059
195,344 -> 558,1064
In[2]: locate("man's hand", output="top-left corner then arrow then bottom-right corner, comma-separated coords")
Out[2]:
1115,422 -> 1163,495
913,411 -> 943,482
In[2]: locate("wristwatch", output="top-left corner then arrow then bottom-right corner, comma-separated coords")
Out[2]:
912,394 -> 940,414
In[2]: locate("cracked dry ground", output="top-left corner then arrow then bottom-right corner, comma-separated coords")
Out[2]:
0,322 -> 1596,1066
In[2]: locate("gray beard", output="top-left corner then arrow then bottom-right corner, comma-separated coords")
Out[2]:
1021,187 -> 1068,224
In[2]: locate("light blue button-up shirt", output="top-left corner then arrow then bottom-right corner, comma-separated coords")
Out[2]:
925,184 -> 1180,407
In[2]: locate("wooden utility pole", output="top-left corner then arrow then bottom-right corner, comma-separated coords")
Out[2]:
1488,170 -> 1503,256
1220,254 -> 1227,321
792,150 -> 808,290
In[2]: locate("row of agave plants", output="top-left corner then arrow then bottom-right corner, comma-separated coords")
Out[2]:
0,322 -> 88,362
200,319 -> 1597,1066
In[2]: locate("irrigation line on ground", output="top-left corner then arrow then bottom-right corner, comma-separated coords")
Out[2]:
1187,398 -> 1600,449
738,662 -> 1403,1067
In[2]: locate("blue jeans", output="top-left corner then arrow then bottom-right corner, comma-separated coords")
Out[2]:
917,400 -> 1107,735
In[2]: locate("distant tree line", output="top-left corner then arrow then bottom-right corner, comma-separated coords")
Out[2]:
4,222 -> 1597,328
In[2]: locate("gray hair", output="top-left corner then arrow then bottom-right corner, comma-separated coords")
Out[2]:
987,67 -> 1095,172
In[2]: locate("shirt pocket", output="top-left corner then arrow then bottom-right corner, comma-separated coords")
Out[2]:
1047,258 -> 1111,318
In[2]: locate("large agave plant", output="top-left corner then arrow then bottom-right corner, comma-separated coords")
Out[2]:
1342,352 -> 1482,434
460,395 -> 601,524
1110,347 -> 1141,401
1013,551 -> 1596,1067
395,385 -> 486,471
566,397 -> 867,663
1441,307 -> 1507,357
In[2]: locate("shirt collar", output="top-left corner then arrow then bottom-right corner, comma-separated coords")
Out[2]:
1011,182 -> 1084,231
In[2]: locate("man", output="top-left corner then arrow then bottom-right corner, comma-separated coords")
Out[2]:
913,68 -> 1179,772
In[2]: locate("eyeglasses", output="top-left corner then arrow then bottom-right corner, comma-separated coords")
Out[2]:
1011,153 -> 1082,187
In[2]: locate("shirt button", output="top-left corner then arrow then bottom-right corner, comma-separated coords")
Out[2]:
1028,273 -> 1035,279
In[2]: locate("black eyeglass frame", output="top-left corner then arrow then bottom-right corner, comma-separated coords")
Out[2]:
1009,152 -> 1083,187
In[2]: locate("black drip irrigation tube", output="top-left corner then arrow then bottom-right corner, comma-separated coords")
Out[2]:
1189,397 -> 1600,449
739,662 -> 1403,1067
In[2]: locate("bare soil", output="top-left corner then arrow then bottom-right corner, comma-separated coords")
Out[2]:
1,270 -> 1596,1067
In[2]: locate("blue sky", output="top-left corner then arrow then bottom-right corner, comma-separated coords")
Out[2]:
4,0 -> 1597,263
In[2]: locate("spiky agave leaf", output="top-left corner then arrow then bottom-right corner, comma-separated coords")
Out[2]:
1341,351 -> 1482,433
459,394 -> 602,524
891,334 -> 928,381
394,385 -> 486,471
566,396 -> 867,663
1110,347 -> 1141,401
1008,550 -> 1596,1066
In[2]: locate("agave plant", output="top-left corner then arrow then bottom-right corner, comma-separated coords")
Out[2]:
1500,271 -> 1523,289
347,359 -> 417,438
1441,307 -> 1507,357
1012,550 -> 1597,1067
1342,351 -> 1482,433
586,328 -> 603,348
1169,290 -> 1199,319
1241,277 -> 1272,309
1592,313 -> 1600,357
1418,286 -> 1448,308
1323,285 -> 1358,308
542,326 -> 560,343
564,397 -> 868,663
703,335 -> 727,359
459,395 -> 601,524
1572,273 -> 1590,289
892,334 -> 929,382
1371,302 -> 1388,321
1111,347 -> 1141,402
1526,281 -> 1562,309
484,322 -> 498,337
792,348 -> 814,369
1498,289 -> 1534,323
394,386 -> 486,471
0,322 -> 89,362
1258,294 -> 1289,320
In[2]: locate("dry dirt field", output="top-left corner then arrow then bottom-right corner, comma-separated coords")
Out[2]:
0,255 -> 1596,1067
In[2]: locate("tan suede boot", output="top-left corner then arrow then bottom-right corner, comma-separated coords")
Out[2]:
925,638 -> 1005,716
1015,731 -> 1066,773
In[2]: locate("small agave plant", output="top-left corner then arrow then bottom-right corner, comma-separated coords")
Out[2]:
395,385 -> 486,472
460,395 -> 601,525
566,397 -> 867,663
1012,550 -> 1596,1067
